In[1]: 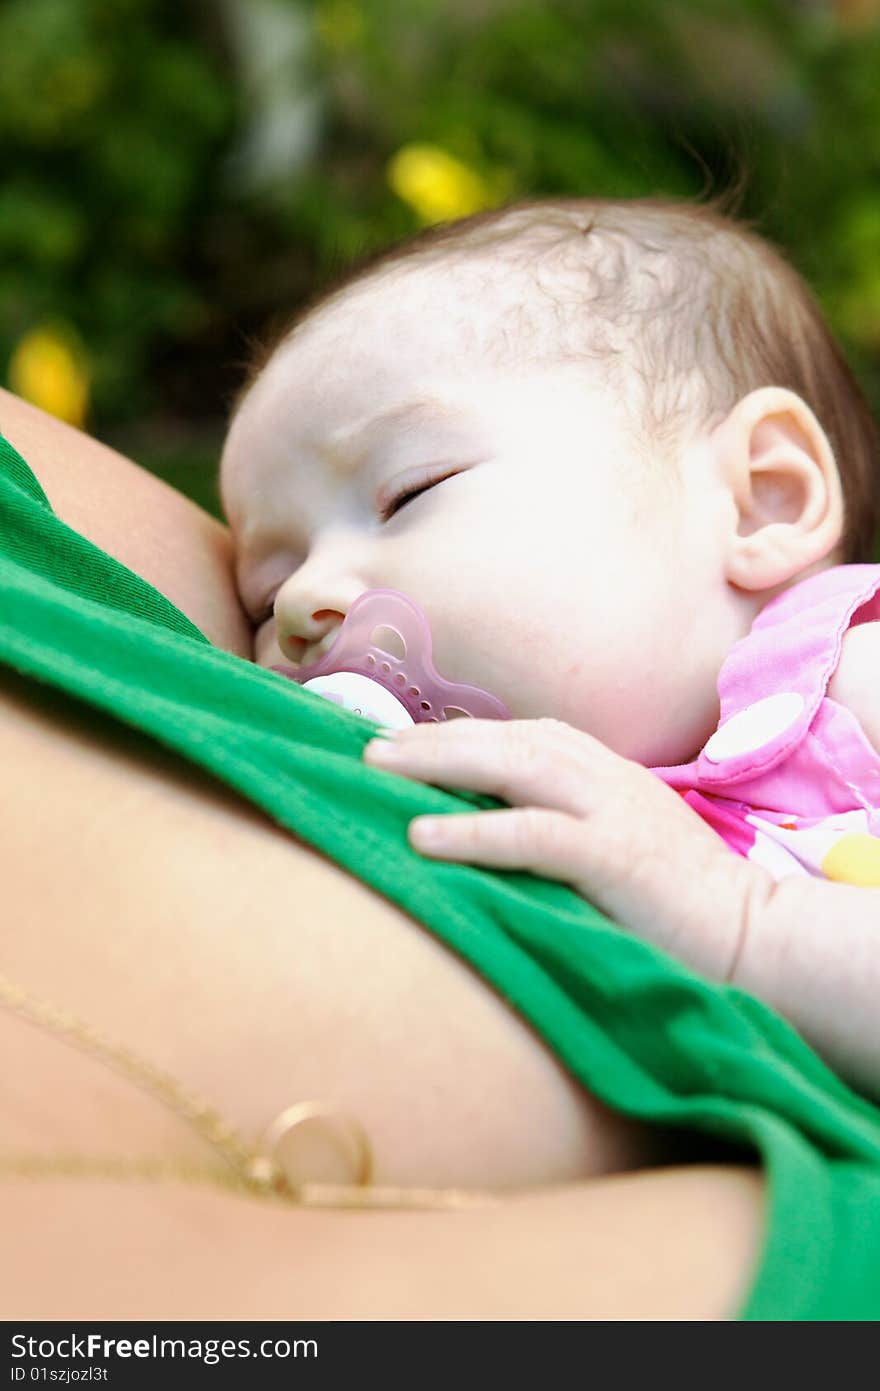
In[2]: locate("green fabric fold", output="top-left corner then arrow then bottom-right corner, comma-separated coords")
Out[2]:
2,428 -> 880,1320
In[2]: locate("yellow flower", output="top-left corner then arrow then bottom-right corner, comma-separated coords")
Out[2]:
387,143 -> 499,225
8,324 -> 90,428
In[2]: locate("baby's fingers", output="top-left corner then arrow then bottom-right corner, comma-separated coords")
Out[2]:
363,718 -> 601,814
409,807 -> 585,880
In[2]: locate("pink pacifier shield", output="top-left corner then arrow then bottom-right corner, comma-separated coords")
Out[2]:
270,588 -> 511,726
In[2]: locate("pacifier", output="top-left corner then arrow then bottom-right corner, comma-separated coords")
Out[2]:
269,588 -> 511,730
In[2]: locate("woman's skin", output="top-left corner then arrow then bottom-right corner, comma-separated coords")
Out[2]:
6,1169 -> 763,1320
0,389 -> 764,1318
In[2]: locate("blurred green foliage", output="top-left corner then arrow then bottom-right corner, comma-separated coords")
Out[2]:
1,0 -> 879,518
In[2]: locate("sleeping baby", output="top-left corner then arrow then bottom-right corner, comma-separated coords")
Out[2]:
219,195 -> 880,1098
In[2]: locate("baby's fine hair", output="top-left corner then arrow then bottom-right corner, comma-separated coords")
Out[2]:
238,194 -> 880,563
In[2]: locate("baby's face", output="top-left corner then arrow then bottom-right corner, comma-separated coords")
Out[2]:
220,265 -> 734,765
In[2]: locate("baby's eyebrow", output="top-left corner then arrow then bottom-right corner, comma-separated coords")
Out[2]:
330,397 -> 462,463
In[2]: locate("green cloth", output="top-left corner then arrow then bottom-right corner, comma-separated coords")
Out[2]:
2,427 -> 880,1320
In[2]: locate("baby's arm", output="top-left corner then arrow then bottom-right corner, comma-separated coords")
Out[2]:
753,616 -> 880,1101
735,874 -> 880,1102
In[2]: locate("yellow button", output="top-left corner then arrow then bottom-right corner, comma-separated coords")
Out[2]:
821,834 -> 880,887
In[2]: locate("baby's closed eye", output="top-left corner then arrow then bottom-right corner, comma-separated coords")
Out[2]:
378,469 -> 458,523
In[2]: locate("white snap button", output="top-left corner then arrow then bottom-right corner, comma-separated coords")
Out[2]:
704,691 -> 805,763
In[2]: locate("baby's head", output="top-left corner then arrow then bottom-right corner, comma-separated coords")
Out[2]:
219,196 -> 880,766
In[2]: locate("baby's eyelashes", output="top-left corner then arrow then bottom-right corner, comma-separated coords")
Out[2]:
377,468 -> 459,522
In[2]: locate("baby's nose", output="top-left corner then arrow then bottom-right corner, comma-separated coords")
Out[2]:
276,606 -> 347,668
275,612 -> 339,664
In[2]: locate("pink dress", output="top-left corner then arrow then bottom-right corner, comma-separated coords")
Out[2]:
649,564 -> 880,885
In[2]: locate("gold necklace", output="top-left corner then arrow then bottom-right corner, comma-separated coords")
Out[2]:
0,969 -> 496,1211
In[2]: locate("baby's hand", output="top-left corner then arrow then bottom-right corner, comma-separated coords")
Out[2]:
363,717 -> 775,983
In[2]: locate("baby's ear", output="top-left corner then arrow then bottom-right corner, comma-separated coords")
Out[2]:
709,386 -> 845,592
